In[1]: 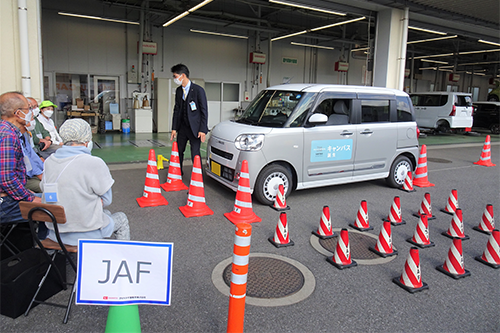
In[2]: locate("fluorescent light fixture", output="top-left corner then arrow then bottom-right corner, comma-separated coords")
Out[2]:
291,42 -> 334,49
271,30 -> 308,42
190,29 -> 248,39
58,12 -> 139,25
421,59 -> 449,65
419,67 -> 453,72
351,47 -> 369,52
414,53 -> 454,59
458,48 -> 500,55
407,35 -> 457,44
310,17 -> 365,31
269,0 -> 346,16
163,0 -> 213,27
408,26 -> 446,35
458,60 -> 500,66
478,39 -> 500,47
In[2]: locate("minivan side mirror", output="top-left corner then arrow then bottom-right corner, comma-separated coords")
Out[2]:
307,113 -> 328,126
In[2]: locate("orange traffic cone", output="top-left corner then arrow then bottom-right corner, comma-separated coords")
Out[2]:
224,160 -> 262,224
442,208 -> 469,240
268,212 -> 294,248
326,228 -> 357,269
436,238 -> 471,279
407,214 -> 435,248
161,142 -> 189,192
369,221 -> 398,257
383,196 -> 406,226
401,171 -> 416,192
312,206 -> 335,239
349,200 -> 373,231
413,192 -> 436,220
473,204 -> 495,235
179,155 -> 214,218
136,149 -> 169,208
393,247 -> 429,293
441,189 -> 459,215
474,135 -> 496,167
271,184 -> 290,211
413,145 -> 435,188
475,229 -> 500,269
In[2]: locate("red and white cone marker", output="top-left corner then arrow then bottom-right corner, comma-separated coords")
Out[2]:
401,171 -> 416,192
473,204 -> 495,235
407,214 -> 435,248
179,155 -> 214,218
413,192 -> 436,220
136,149 -> 169,208
383,196 -> 406,226
271,184 -> 290,211
442,208 -> 470,240
393,247 -> 429,293
369,221 -> 398,257
268,212 -> 294,248
473,135 -> 496,167
436,238 -> 471,279
441,189 -> 459,215
161,141 -> 188,192
312,206 -> 335,239
349,200 -> 373,231
327,228 -> 357,269
413,145 -> 435,187
475,229 -> 500,269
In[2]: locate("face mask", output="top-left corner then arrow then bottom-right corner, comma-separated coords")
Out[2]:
174,75 -> 183,85
18,108 -> 33,124
86,140 -> 93,152
26,120 -> 36,131
43,110 -> 54,118
32,107 -> 40,117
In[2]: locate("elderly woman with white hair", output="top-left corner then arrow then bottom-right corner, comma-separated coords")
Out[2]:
40,118 -> 129,245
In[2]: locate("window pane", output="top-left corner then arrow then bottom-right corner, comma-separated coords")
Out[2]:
396,96 -> 414,122
206,82 -> 221,101
223,83 -> 239,102
314,99 -> 351,125
361,100 -> 389,123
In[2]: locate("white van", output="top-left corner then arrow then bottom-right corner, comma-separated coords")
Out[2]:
410,92 -> 473,132
206,84 -> 420,205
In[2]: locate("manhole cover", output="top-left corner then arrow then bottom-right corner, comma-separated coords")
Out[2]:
427,157 -> 452,163
222,257 -> 304,298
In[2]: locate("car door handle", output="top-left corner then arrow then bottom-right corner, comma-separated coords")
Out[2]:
340,131 -> 353,136
360,130 -> 373,135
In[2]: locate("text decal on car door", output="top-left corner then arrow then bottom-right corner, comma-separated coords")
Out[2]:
311,139 -> 353,162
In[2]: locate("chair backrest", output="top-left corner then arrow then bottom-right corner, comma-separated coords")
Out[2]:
19,202 -> 67,224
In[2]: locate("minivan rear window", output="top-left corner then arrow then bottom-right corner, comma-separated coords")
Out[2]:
411,95 -> 448,107
455,95 -> 472,106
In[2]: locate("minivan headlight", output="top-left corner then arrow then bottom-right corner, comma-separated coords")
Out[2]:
235,134 -> 264,151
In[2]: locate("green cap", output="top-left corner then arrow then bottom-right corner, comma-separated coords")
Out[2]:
39,100 -> 57,109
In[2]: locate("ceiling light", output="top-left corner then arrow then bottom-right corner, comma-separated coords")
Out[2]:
478,40 -> 500,47
351,47 -> 369,52
163,0 -> 213,27
291,42 -> 334,50
458,60 -> 500,66
458,49 -> 500,55
407,35 -> 457,44
421,59 -> 449,65
271,30 -> 308,42
269,0 -> 346,16
413,53 -> 454,59
58,12 -> 139,25
408,26 -> 446,35
190,29 -> 248,39
310,17 -> 365,31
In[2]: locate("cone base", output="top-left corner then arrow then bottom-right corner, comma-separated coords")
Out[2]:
326,257 -> 357,269
475,256 -> 500,269
436,265 -> 471,279
348,223 -> 373,232
474,160 -> 496,167
271,205 -> 290,211
369,246 -> 398,258
105,305 -> 141,333
440,208 -> 456,215
136,195 -> 169,208
392,277 -> 428,293
472,226 -> 493,235
179,204 -> 214,218
160,181 -> 188,192
441,231 -> 470,240
311,230 -> 336,239
400,188 -> 416,193
383,218 -> 406,226
413,213 -> 436,220
406,238 -> 435,248
268,237 -> 294,248
413,180 -> 435,188
224,211 -> 262,224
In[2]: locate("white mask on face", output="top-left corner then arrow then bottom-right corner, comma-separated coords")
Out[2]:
26,120 -> 36,131
43,110 -> 54,118
32,107 -> 40,117
86,140 -> 93,152
18,108 -> 33,125
173,75 -> 183,86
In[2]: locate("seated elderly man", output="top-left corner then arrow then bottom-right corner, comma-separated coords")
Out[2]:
41,118 -> 129,245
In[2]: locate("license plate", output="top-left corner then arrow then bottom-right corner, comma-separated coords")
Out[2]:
211,160 -> 221,176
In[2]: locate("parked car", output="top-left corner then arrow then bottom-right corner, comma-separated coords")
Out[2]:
206,84 -> 420,205
487,80 -> 500,101
473,101 -> 500,134
410,92 -> 473,133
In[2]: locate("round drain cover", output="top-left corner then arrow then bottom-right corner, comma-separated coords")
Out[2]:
319,232 -> 379,260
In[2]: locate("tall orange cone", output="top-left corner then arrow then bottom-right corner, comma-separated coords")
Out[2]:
161,142 -> 189,192
268,212 -> 294,248
136,149 -> 169,208
327,228 -> 357,269
393,247 -> 429,293
179,155 -> 214,218
441,189 -> 459,215
271,184 -> 290,211
474,135 -> 496,167
369,221 -> 398,257
224,160 -> 262,224
475,229 -> 500,269
349,200 -> 373,231
383,196 -> 406,226
442,208 -> 469,240
401,171 -> 416,192
473,204 -> 495,235
436,238 -> 471,279
312,206 -> 335,239
413,145 -> 435,187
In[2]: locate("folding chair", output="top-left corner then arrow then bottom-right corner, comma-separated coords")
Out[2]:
19,201 -> 77,324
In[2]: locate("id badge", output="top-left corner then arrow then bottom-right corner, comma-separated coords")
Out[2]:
189,101 -> 197,111
44,183 -> 59,203
23,155 -> 32,172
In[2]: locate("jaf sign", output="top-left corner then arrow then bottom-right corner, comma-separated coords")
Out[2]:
76,239 -> 173,306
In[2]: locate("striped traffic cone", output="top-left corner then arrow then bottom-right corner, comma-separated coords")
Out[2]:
268,212 -> 294,248
401,171 -> 416,192
441,189 -> 459,215
473,135 -> 496,167
393,247 -> 429,293
413,145 -> 435,188
224,160 -> 262,224
369,221 -> 398,257
475,229 -> 500,269
136,149 -> 169,208
473,204 -> 495,235
383,196 -> 406,226
179,155 -> 214,218
312,206 -> 335,239
271,184 -> 290,211
161,142 -> 189,192
436,238 -> 471,279
349,200 -> 373,231
327,228 -> 357,269
442,208 -> 469,240
407,214 -> 435,248
413,192 -> 436,220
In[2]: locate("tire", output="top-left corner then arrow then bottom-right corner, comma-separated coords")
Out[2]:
436,121 -> 450,134
254,164 -> 293,205
491,124 -> 500,135
386,155 -> 412,188
487,95 -> 499,102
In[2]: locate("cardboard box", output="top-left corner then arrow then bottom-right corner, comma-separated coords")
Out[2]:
76,98 -> 84,108
84,105 -> 90,111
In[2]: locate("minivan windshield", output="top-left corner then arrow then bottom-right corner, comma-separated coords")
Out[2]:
236,90 -> 304,127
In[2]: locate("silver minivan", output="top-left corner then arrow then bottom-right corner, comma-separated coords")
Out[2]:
206,84 -> 420,205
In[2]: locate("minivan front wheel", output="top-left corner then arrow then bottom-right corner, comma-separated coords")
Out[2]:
386,155 -> 412,188
254,164 -> 292,205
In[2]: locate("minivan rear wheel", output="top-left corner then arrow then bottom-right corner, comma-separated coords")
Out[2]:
491,124 -> 500,134
254,164 -> 293,205
386,155 -> 412,188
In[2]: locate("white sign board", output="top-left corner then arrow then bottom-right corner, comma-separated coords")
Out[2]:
76,239 -> 173,306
